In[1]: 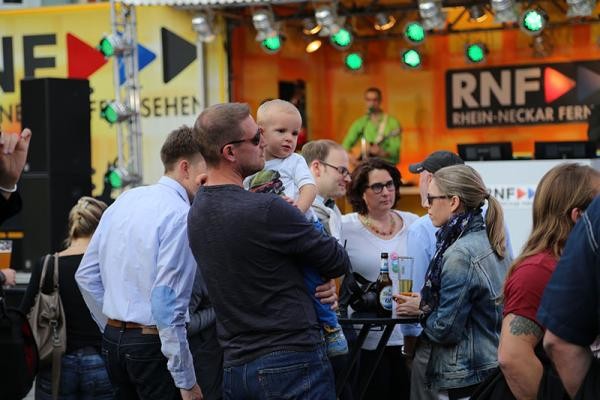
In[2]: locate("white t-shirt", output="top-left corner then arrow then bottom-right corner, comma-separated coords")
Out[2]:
245,153 -> 316,219
341,210 -> 419,350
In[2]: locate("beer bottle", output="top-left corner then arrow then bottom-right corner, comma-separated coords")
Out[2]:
376,252 -> 393,317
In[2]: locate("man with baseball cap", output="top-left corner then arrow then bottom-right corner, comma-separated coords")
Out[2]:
400,150 -> 513,400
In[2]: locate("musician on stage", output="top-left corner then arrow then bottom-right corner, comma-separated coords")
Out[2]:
342,87 -> 402,166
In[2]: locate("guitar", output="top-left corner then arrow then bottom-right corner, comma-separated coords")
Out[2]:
349,127 -> 401,169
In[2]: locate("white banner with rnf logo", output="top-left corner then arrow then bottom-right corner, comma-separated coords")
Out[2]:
488,185 -> 536,209
446,61 -> 600,128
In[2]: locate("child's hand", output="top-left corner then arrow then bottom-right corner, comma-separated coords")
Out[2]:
281,195 -> 298,208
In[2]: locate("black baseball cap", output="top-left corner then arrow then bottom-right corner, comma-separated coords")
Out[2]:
408,151 -> 464,174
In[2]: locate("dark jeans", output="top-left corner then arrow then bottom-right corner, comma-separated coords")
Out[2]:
101,325 -> 179,400
35,347 -> 114,400
189,324 -> 223,400
223,344 -> 335,400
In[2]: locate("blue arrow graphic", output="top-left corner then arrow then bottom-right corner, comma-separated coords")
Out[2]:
118,43 -> 157,85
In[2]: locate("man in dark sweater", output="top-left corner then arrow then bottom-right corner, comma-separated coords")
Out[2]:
188,103 -> 350,399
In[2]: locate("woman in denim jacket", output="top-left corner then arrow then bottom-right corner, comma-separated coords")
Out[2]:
397,164 -> 511,399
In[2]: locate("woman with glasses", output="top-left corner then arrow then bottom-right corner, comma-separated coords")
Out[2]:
341,157 -> 419,400
396,164 -> 510,400
496,163 -> 600,400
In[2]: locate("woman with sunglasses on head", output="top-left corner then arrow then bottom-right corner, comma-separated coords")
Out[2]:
496,163 -> 600,400
396,164 -> 510,400
341,157 -> 419,400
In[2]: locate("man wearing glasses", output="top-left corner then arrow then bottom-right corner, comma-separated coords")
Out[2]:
188,103 -> 350,400
342,87 -> 402,166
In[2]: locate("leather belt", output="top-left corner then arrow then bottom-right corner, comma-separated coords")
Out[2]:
106,318 -> 159,335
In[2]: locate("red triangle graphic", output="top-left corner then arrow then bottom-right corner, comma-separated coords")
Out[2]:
516,188 -> 526,199
67,33 -> 107,79
544,67 -> 576,103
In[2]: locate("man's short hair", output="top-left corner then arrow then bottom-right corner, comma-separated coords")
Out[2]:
365,87 -> 382,100
302,140 -> 344,164
193,103 -> 250,167
160,125 -> 203,172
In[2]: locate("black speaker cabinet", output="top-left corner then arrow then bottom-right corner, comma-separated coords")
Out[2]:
20,78 -> 91,175
12,78 -> 93,269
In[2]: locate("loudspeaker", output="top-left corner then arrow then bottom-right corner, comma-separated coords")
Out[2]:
20,78 -> 91,175
11,78 -> 93,269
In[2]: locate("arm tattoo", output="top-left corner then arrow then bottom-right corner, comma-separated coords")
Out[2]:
509,315 -> 543,338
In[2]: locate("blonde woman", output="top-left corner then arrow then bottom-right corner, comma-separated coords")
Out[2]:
21,197 -> 113,400
498,163 -> 600,400
396,164 -> 511,399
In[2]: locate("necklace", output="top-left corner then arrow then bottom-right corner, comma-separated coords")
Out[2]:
360,212 -> 396,236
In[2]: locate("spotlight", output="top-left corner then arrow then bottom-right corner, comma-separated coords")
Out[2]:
261,36 -> 282,54
404,21 -> 426,45
315,5 -> 342,36
566,0 -> 595,17
101,101 -> 131,124
305,39 -> 322,53
465,43 -> 488,63
345,52 -> 363,71
490,0 -> 519,23
106,164 -> 140,189
468,5 -> 488,22
302,18 -> 321,35
401,49 -> 422,68
98,34 -> 130,58
252,9 -> 278,42
374,13 -> 397,31
419,0 -> 446,30
520,8 -> 548,36
330,28 -> 353,50
191,13 -> 216,42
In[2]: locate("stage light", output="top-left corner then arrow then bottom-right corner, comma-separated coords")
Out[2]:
491,0 -> 518,23
98,34 -> 129,58
404,21 -> 426,45
345,52 -> 363,71
520,8 -> 548,36
401,49 -> 422,68
252,9 -> 278,42
302,18 -> 321,35
465,43 -> 488,63
468,5 -> 488,22
566,0 -> 595,17
191,13 -> 216,42
106,164 -> 140,189
305,39 -> 322,53
261,36 -> 282,53
330,28 -> 353,50
374,13 -> 397,31
315,5 -> 342,36
101,101 -> 131,124
419,0 -> 446,30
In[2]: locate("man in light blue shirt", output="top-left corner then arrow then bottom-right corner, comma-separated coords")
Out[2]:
76,126 -> 205,400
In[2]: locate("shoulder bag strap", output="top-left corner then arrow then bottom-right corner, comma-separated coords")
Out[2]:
38,255 -> 52,292
50,253 -> 61,400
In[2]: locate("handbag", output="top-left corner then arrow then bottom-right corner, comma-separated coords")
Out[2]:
27,253 -> 66,399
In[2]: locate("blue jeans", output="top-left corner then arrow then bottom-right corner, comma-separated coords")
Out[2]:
35,347 -> 114,400
101,325 -> 180,400
303,266 -> 338,328
223,344 -> 335,400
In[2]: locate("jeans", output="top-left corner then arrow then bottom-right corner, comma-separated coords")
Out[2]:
35,347 -> 114,400
223,344 -> 335,400
101,325 -> 180,400
189,324 -> 224,400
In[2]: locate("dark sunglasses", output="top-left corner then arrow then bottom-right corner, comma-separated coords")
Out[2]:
367,180 -> 395,194
427,194 -> 451,205
220,129 -> 262,153
319,160 -> 350,178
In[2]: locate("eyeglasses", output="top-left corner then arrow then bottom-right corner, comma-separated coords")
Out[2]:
367,180 -> 395,194
319,160 -> 350,178
220,129 -> 262,153
427,194 -> 451,204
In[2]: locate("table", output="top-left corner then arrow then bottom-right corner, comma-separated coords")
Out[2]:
336,312 -> 419,400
